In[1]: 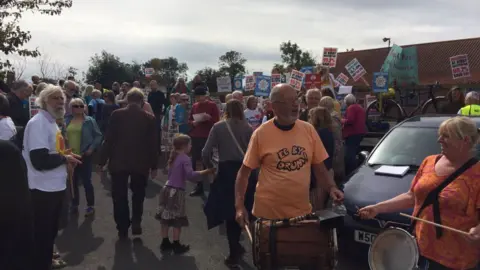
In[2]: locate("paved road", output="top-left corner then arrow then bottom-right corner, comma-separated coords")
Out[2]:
58,172 -> 369,270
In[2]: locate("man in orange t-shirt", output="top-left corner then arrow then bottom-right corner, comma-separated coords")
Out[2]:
235,84 -> 344,222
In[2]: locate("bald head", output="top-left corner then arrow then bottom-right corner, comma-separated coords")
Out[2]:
270,84 -> 299,124
269,84 -> 296,103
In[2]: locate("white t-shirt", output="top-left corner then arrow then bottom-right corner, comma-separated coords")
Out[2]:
22,110 -> 67,192
244,108 -> 263,130
0,117 -> 16,140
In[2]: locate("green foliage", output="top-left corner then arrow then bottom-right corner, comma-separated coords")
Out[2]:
195,67 -> 226,92
85,51 -> 140,87
272,63 -> 286,74
279,41 -> 317,70
0,0 -> 73,70
218,50 -> 246,77
143,57 -> 188,86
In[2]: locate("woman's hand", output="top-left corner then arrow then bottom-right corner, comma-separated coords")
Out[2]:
358,205 -> 380,219
467,224 -> 480,244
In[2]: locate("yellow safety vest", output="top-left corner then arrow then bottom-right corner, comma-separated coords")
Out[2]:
460,104 -> 480,116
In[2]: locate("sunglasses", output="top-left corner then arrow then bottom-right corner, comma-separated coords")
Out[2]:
72,105 -> 85,109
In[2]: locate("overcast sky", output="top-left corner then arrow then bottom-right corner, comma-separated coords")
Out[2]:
9,0 -> 480,82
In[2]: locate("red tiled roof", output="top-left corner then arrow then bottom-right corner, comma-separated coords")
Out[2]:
330,37 -> 480,87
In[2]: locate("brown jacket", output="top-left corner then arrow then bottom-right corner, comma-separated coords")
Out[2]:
99,105 -> 158,176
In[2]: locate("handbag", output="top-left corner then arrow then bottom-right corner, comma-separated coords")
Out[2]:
412,156 -> 478,238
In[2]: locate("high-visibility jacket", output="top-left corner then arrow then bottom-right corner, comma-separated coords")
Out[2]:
459,104 -> 480,116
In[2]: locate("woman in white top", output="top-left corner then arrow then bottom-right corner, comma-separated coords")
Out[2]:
0,93 -> 17,141
244,96 -> 262,130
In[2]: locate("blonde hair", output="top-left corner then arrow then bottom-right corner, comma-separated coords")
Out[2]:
91,89 -> 102,98
83,85 -> 94,97
126,87 -> 145,103
69,98 -> 85,107
36,85 -> 65,110
319,96 -> 335,112
308,106 -> 333,131
225,94 -> 233,102
439,116 -> 479,150
306,88 -> 321,98
168,134 -> 191,169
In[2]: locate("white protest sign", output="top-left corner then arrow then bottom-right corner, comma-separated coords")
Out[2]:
144,68 -> 154,78
288,70 -> 305,91
336,73 -> 349,86
29,95 -> 40,118
322,47 -> 338,68
449,54 -> 471,80
345,58 -> 367,82
216,76 -> 232,92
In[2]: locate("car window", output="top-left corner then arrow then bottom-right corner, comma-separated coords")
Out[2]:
368,127 -> 441,167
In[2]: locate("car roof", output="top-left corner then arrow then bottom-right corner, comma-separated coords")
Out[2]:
397,115 -> 480,128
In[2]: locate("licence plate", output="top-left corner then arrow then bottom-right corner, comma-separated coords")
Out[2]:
354,230 -> 377,245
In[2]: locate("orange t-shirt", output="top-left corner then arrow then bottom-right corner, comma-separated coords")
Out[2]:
410,155 -> 480,269
243,119 -> 328,219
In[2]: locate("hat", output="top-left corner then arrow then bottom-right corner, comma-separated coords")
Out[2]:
194,86 -> 207,96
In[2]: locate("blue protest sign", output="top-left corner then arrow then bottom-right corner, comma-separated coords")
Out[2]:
233,77 -> 243,90
254,75 -> 271,97
373,72 -> 389,93
300,66 -> 314,74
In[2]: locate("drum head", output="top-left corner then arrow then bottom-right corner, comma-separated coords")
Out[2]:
368,227 -> 418,270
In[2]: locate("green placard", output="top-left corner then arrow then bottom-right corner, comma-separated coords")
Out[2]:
380,44 -> 402,73
388,46 -> 419,86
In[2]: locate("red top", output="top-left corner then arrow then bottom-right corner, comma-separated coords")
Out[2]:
188,100 -> 220,138
341,104 -> 366,138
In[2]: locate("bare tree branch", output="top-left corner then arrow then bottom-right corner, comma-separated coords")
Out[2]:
8,56 -> 27,80
38,52 -> 53,78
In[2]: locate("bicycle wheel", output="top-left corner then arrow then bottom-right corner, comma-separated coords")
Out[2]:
366,99 -> 405,132
421,96 -> 447,114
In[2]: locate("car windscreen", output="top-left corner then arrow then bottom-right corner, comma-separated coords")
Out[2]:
367,127 -> 441,167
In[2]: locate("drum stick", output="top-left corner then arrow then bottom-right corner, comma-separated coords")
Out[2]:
400,213 -> 470,236
244,224 -> 253,243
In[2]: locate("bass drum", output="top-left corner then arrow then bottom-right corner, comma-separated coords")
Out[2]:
368,227 -> 419,270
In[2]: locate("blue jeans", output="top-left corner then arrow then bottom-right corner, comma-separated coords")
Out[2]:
344,134 -> 363,175
71,155 -> 94,207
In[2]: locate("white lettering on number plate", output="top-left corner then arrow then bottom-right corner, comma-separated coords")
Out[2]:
354,230 -> 377,245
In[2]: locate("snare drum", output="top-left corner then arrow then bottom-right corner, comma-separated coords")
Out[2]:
368,227 -> 419,270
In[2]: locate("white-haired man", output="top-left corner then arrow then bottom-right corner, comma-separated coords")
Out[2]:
232,90 -> 243,103
22,85 -> 81,270
458,91 -> 480,116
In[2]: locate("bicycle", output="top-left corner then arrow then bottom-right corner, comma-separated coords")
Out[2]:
365,81 -> 448,132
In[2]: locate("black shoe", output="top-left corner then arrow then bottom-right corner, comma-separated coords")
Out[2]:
118,230 -> 128,239
172,241 -> 190,254
189,189 -> 203,197
131,224 -> 142,235
224,255 -> 240,269
160,239 -> 173,251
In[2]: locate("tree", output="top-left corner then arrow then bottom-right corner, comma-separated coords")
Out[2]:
196,67 -> 226,92
37,53 -> 67,80
218,51 -> 246,77
271,63 -> 286,74
67,66 -> 78,78
0,0 -> 73,70
143,57 -> 188,87
9,56 -> 27,80
279,41 -> 317,70
86,51 -> 138,87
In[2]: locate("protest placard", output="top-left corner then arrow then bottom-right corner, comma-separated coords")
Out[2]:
389,46 -> 419,86
144,68 -> 154,78
216,76 -> 232,92
380,44 -> 402,73
254,75 -> 271,97
336,73 -> 349,86
322,48 -> 338,68
271,74 -> 281,88
233,77 -> 243,90
345,58 -> 367,82
288,70 -> 305,91
304,74 -> 322,89
450,54 -> 471,80
29,95 -> 40,118
300,66 -> 314,74
373,72 -> 389,93
245,76 -> 255,91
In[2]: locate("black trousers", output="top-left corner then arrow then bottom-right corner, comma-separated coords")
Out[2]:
110,172 -> 147,232
191,137 -> 208,192
225,219 -> 242,256
31,189 -> 65,270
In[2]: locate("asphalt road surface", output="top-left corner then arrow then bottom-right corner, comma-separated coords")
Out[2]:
58,172 -> 370,270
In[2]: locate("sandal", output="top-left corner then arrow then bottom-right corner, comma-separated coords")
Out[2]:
53,251 -> 61,259
52,259 -> 67,269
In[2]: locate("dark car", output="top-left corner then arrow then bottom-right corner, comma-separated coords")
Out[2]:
339,115 -> 480,259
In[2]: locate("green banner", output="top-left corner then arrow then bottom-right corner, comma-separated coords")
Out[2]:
389,46 -> 419,86
380,44 -> 402,73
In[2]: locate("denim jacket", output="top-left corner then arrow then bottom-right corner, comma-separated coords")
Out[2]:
65,115 -> 103,153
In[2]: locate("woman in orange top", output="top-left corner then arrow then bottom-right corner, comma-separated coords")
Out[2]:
359,117 -> 480,270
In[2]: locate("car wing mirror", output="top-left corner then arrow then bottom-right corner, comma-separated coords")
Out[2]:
359,151 -> 370,160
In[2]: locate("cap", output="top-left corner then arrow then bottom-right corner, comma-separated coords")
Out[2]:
194,86 -> 207,96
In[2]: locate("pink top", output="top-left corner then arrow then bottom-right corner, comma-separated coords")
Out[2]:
341,104 -> 366,138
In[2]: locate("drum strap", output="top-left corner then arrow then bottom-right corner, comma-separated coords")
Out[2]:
412,157 -> 477,238
268,220 -> 278,269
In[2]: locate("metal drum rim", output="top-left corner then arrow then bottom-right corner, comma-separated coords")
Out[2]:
368,227 -> 419,270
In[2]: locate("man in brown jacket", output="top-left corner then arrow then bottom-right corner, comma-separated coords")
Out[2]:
99,88 -> 158,238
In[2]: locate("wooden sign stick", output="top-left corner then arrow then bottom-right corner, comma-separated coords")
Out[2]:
244,224 -> 253,243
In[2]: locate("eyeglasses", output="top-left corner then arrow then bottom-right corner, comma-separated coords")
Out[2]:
72,105 -> 85,109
